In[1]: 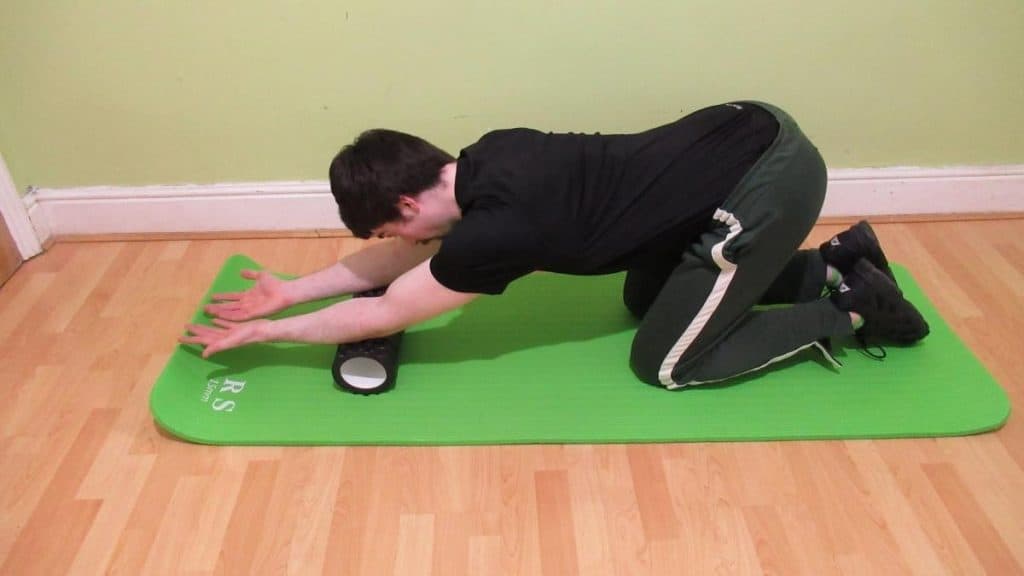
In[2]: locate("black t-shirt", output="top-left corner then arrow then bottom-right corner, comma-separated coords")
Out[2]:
430,102 -> 780,295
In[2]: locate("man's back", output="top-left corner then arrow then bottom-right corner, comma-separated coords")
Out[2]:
431,102 -> 780,294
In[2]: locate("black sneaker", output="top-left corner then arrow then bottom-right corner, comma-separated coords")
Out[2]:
820,221 -> 896,284
831,258 -> 929,345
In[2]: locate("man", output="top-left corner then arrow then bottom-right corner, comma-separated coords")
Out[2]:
182,101 -> 928,388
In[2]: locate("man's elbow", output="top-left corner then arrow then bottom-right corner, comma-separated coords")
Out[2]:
365,297 -> 413,339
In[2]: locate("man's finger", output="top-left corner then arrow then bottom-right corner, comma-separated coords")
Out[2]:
205,302 -> 241,315
185,323 -> 222,337
202,341 -> 229,358
212,318 -> 237,328
240,269 -> 262,280
209,291 -> 244,302
210,310 -> 243,322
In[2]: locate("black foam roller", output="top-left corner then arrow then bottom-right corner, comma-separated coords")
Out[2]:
332,287 -> 403,395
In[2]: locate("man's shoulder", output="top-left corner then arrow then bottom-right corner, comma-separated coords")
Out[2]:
439,206 -> 542,261
471,127 -> 544,150
432,209 -> 542,295
458,128 -> 546,205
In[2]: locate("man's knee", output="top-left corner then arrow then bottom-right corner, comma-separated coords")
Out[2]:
623,290 -> 653,321
622,265 -> 674,320
629,333 -> 669,387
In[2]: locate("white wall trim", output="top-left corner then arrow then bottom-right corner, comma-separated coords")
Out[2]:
825,165 -> 1024,217
24,165 -> 1024,238
27,180 -> 342,236
0,153 -> 44,259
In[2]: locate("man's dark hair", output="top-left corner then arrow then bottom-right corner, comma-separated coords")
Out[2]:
329,129 -> 454,239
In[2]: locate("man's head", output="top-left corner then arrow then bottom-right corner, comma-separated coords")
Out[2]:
329,129 -> 455,240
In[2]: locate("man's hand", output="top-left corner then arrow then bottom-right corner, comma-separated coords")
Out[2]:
179,318 -> 272,358
205,269 -> 293,321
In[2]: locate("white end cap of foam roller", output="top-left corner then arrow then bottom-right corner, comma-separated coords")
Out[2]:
339,357 -> 388,390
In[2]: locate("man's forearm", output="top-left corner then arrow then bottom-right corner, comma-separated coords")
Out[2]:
283,239 -> 439,305
197,257 -> 475,358
264,255 -> 475,347
263,294 -> 400,345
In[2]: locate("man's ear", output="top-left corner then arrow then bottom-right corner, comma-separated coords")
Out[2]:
397,195 -> 420,218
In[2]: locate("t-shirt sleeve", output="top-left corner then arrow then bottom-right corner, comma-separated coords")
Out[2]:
429,209 -> 540,295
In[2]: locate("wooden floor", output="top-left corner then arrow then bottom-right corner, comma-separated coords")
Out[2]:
0,220 -> 1022,575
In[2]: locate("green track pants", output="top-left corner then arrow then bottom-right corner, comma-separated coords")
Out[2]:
628,102 -> 853,388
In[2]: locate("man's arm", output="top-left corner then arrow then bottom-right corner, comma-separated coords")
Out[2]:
182,257 -> 477,357
270,257 -> 476,343
205,238 -> 440,322
284,238 -> 441,304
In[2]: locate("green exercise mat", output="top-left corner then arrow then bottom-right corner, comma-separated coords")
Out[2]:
150,254 -> 1010,445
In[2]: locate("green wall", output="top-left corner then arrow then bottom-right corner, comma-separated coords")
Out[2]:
1,1 -> 1022,191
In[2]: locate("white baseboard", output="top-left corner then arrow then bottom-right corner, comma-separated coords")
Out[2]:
825,165 -> 1024,217
24,165 -> 1024,239
26,181 -> 343,241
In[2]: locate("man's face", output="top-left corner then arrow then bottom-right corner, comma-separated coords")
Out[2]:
369,193 -> 456,245
371,216 -> 446,245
